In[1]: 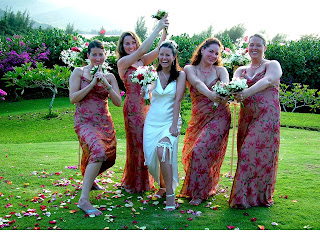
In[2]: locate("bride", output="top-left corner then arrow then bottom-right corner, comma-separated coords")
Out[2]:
143,40 -> 186,211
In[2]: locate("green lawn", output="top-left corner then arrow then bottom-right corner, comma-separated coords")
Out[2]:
0,97 -> 319,230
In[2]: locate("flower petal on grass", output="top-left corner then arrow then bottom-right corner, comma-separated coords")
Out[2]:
227,225 -> 236,230
258,225 -> 265,230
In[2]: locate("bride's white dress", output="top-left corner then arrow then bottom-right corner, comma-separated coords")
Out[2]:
143,77 -> 182,191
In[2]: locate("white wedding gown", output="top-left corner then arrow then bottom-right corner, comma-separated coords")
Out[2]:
143,77 -> 182,191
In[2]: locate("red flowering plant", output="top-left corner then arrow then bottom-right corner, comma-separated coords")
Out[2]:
99,28 -> 106,35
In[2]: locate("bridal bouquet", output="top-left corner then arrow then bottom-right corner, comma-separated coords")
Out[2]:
90,64 -> 109,83
212,81 -> 231,110
152,10 -> 167,20
152,9 -> 168,34
130,66 -> 158,105
228,77 -> 248,107
228,77 -> 248,92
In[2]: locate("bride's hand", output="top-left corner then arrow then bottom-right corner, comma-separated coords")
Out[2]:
140,87 -> 147,96
169,125 -> 179,137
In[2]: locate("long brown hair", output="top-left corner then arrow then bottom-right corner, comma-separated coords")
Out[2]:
116,31 -> 142,60
190,37 -> 223,66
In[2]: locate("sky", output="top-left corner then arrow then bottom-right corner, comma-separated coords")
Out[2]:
29,0 -> 320,40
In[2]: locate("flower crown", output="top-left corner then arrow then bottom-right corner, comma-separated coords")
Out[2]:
160,40 -> 178,50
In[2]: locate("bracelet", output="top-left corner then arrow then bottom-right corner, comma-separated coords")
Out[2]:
107,85 -> 112,91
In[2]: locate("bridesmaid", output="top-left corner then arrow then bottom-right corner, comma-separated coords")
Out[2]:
181,38 -> 231,205
229,34 -> 282,209
116,15 -> 169,193
69,40 -> 121,216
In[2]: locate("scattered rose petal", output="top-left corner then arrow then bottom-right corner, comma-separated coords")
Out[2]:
177,199 -> 184,204
258,225 -> 265,230
271,222 -> 278,226
227,225 -> 236,230
251,218 -> 257,222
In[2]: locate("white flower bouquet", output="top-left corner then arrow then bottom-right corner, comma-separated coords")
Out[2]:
228,77 -> 248,107
228,77 -> 248,92
212,81 -> 231,110
90,64 -> 109,83
130,66 -> 158,105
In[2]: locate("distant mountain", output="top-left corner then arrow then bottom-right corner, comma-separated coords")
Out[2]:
0,0 -> 122,33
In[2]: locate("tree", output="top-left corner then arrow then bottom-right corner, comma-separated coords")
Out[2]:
65,23 -> 75,34
0,8 -> 34,35
135,16 -> 148,41
215,23 -> 246,43
271,33 -> 288,43
3,63 -> 71,117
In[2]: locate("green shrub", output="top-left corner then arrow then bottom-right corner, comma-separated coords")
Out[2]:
266,37 -> 320,89
279,83 -> 320,112
3,62 -> 71,116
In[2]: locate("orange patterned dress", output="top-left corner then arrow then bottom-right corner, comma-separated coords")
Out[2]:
121,66 -> 154,193
229,69 -> 280,209
180,80 -> 231,200
74,74 -> 117,176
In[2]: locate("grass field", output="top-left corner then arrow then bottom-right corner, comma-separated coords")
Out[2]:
0,97 -> 319,231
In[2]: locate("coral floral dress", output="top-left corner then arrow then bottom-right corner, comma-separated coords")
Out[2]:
229,68 -> 280,209
74,72 -> 117,176
180,79 -> 231,200
121,65 -> 154,193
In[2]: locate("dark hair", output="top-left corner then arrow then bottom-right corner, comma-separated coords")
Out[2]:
156,40 -> 181,85
88,39 -> 105,54
249,34 -> 266,46
116,31 -> 142,60
190,37 -> 223,66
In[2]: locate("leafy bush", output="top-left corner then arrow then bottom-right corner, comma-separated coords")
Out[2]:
2,62 -> 71,116
279,83 -> 320,112
266,36 -> 320,89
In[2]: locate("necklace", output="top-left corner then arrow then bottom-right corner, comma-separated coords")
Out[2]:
161,70 -> 170,89
250,60 -> 264,69
161,70 -> 170,81
198,66 -> 213,78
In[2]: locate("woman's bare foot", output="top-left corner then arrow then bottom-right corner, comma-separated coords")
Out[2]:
153,188 -> 166,199
189,198 -> 202,206
77,198 -> 102,216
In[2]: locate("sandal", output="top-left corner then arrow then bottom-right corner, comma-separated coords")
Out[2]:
77,205 -> 102,216
164,194 -> 176,211
189,198 -> 202,206
152,187 -> 166,199
91,180 -> 104,191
